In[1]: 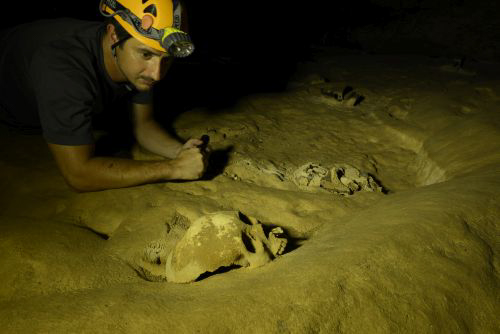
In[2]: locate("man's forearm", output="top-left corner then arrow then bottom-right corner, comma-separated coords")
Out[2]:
135,120 -> 183,159
66,156 -> 176,192
48,139 -> 205,192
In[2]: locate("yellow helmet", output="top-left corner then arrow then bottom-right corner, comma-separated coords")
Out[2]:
99,0 -> 194,57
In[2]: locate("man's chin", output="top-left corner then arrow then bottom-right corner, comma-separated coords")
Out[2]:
135,84 -> 153,92
132,80 -> 154,92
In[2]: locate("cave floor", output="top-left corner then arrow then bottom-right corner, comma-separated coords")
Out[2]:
0,48 -> 499,333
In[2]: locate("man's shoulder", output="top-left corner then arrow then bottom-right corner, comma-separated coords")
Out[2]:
30,47 -> 97,86
6,18 -> 101,62
29,19 -> 104,77
4,18 -> 102,44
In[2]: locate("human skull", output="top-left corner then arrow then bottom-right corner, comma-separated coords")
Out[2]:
135,211 -> 287,283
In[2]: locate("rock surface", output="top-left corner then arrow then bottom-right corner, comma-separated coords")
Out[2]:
0,48 -> 499,333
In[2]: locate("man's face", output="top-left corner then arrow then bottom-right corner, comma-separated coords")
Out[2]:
115,38 -> 173,91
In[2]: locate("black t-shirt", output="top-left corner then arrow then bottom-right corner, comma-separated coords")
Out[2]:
0,18 -> 152,145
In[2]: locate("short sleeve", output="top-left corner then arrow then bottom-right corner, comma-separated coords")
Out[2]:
30,45 -> 98,145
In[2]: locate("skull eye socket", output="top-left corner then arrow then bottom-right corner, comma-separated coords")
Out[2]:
241,232 -> 255,253
238,211 -> 253,225
336,168 -> 345,179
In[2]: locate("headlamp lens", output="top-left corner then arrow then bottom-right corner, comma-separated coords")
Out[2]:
169,40 -> 195,58
161,29 -> 195,58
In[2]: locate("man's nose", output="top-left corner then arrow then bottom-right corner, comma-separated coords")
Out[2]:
147,58 -> 162,81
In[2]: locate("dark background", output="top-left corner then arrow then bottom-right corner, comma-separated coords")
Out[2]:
1,1 -> 498,113
2,1 -> 498,58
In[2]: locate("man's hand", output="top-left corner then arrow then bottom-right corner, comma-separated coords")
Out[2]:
179,138 -> 203,151
169,147 -> 206,180
177,136 -> 210,153
171,135 -> 210,179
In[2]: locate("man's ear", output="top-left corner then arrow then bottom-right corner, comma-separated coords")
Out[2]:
107,24 -> 119,44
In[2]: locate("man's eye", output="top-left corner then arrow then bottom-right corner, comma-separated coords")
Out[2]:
142,52 -> 152,59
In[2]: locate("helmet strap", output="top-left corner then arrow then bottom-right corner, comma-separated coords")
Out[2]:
111,37 -> 130,58
110,42 -> 131,87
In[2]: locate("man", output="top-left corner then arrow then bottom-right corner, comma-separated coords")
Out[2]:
0,0 -> 207,192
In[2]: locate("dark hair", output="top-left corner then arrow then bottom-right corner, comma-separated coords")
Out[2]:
104,17 -> 131,49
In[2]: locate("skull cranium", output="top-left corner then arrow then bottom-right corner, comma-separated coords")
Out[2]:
136,211 -> 287,283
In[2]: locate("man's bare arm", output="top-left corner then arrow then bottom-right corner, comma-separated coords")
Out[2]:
48,142 -> 204,192
132,103 -> 185,159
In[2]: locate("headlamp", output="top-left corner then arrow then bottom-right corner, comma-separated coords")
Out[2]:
161,28 -> 194,58
99,0 -> 195,57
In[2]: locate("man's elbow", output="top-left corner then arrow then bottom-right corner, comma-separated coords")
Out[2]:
65,177 -> 92,193
61,170 -> 96,193
47,142 -> 98,192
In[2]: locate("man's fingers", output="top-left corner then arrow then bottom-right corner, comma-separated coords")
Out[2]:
192,138 -> 204,146
182,138 -> 203,150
